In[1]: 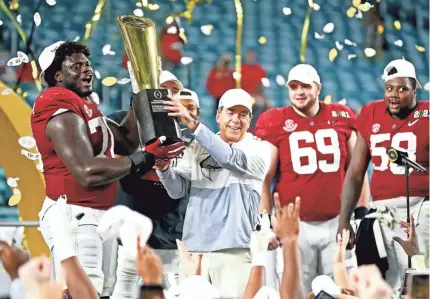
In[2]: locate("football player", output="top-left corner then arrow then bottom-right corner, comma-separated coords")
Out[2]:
338,59 -> 429,290
255,64 -> 369,292
31,41 -> 185,297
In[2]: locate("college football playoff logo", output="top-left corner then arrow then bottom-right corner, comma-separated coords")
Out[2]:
283,119 -> 298,132
154,90 -> 163,99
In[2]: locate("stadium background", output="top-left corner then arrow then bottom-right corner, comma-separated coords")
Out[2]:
0,0 -> 428,253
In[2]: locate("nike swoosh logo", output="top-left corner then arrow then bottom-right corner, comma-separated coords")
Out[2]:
408,120 -> 419,126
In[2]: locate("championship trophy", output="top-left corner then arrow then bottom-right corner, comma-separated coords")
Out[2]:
116,15 -> 182,146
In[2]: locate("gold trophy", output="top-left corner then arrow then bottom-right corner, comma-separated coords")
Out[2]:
116,15 -> 182,146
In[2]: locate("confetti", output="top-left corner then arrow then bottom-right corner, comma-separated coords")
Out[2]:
1,88 -> 12,95
73,36 -> 80,42
377,24 -> 384,35
352,0 -> 361,7
415,45 -> 425,52
94,70 -> 101,79
21,149 -> 40,160
348,54 -> 357,60
276,75 -> 286,86
328,48 -> 338,62
17,15 -> 22,24
261,77 -> 270,87
314,32 -> 325,39
0,20 -> 3,26
102,77 -> 118,87
364,48 -> 376,57
34,12 -> 41,26
46,0 -> 56,5
323,95 -> 332,104
117,78 -> 131,84
102,44 -> 112,55
17,51 -> 29,63
9,192 -> 21,206
7,178 -> 19,188
18,136 -> 36,149
133,9 -> 144,17
7,57 -> 22,67
313,3 -> 320,11
338,98 -> 347,105
180,57 -> 193,65
346,7 -> 356,18
323,22 -> 334,33
258,36 -> 267,44
167,26 -> 178,34
344,39 -> 357,46
200,24 -> 213,36
335,41 -> 344,50
147,4 -> 160,10
358,2 -> 373,11
394,20 -> 401,30
166,16 -> 174,24
355,10 -> 363,19
394,40 -> 403,47
423,82 -> 430,91
232,72 -> 242,80
282,7 -> 292,15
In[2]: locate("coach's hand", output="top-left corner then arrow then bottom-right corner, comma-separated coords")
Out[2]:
337,221 -> 355,250
164,98 -> 194,127
145,136 -> 185,160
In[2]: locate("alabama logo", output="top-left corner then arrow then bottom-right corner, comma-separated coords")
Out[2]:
283,119 -> 298,132
372,123 -> 380,133
84,104 -> 93,118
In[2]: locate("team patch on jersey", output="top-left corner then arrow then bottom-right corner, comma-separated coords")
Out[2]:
372,123 -> 380,133
283,119 -> 298,132
331,111 -> 352,118
84,104 -> 93,118
413,109 -> 429,118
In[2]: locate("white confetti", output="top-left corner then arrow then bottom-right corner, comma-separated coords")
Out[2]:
344,39 -> 357,46
361,2 -> 374,10
133,9 -> 144,17
261,77 -> 270,87
181,57 -> 193,65
313,3 -> 320,11
348,54 -> 357,60
283,7 -> 292,15
364,47 -> 376,57
73,36 -> 80,42
335,41 -> 344,50
7,178 -> 19,188
323,22 -> 335,33
355,10 -> 363,19
94,70 -> 101,79
21,149 -> 40,160
34,12 -> 41,26
338,98 -> 347,105
200,25 -> 213,36
13,188 -> 21,195
167,26 -> 178,34
7,57 -> 22,67
0,20 -> 3,26
1,88 -> 12,95
276,75 -> 286,86
36,162 -> 43,172
17,51 -> 29,63
46,0 -> 56,5
394,40 -> 403,47
18,136 -> 36,149
102,44 -> 112,55
108,50 -> 115,55
314,32 -> 325,39
424,82 -> 430,91
117,78 -> 131,84
233,72 -> 242,80
17,15 -> 22,24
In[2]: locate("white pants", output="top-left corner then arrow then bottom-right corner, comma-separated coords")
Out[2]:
112,246 -> 181,299
38,198 -> 118,296
371,197 -> 429,291
275,216 -> 357,293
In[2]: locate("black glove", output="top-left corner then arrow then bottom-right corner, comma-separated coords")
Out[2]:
354,206 -> 369,220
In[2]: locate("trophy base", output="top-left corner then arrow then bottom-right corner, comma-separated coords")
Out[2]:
132,89 -> 182,147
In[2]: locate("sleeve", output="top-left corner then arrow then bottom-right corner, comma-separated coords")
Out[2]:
254,109 -> 280,147
356,104 -> 372,140
342,105 -> 358,139
156,146 -> 192,199
193,124 -> 271,179
32,94 -> 83,124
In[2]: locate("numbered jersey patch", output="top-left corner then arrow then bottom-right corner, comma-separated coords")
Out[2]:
358,100 -> 429,200
31,87 -> 118,209
255,102 -> 356,221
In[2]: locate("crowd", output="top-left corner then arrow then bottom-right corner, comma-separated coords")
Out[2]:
0,38 -> 428,299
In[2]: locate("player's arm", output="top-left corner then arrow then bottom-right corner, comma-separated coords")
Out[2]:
107,108 -> 140,156
61,257 -> 99,299
259,143 -> 278,213
46,112 -> 154,187
346,130 -> 370,208
339,132 -> 371,248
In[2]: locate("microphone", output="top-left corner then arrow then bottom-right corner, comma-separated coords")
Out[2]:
386,147 -> 428,173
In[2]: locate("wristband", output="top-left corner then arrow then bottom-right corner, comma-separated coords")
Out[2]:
354,207 -> 368,220
128,151 -> 155,176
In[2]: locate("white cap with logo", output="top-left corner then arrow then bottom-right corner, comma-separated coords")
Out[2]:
287,64 -> 321,86
178,88 -> 199,108
38,41 -> 65,87
218,88 -> 253,113
160,70 -> 184,90
383,59 -> 422,88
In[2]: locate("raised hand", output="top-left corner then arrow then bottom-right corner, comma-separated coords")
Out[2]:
392,214 -> 419,257
176,239 -> 203,277
333,229 -> 350,265
136,236 -> 163,285
272,192 -> 300,243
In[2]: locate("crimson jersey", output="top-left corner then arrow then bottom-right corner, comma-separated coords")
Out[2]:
31,87 -> 118,210
358,100 -> 429,201
255,103 -> 356,221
